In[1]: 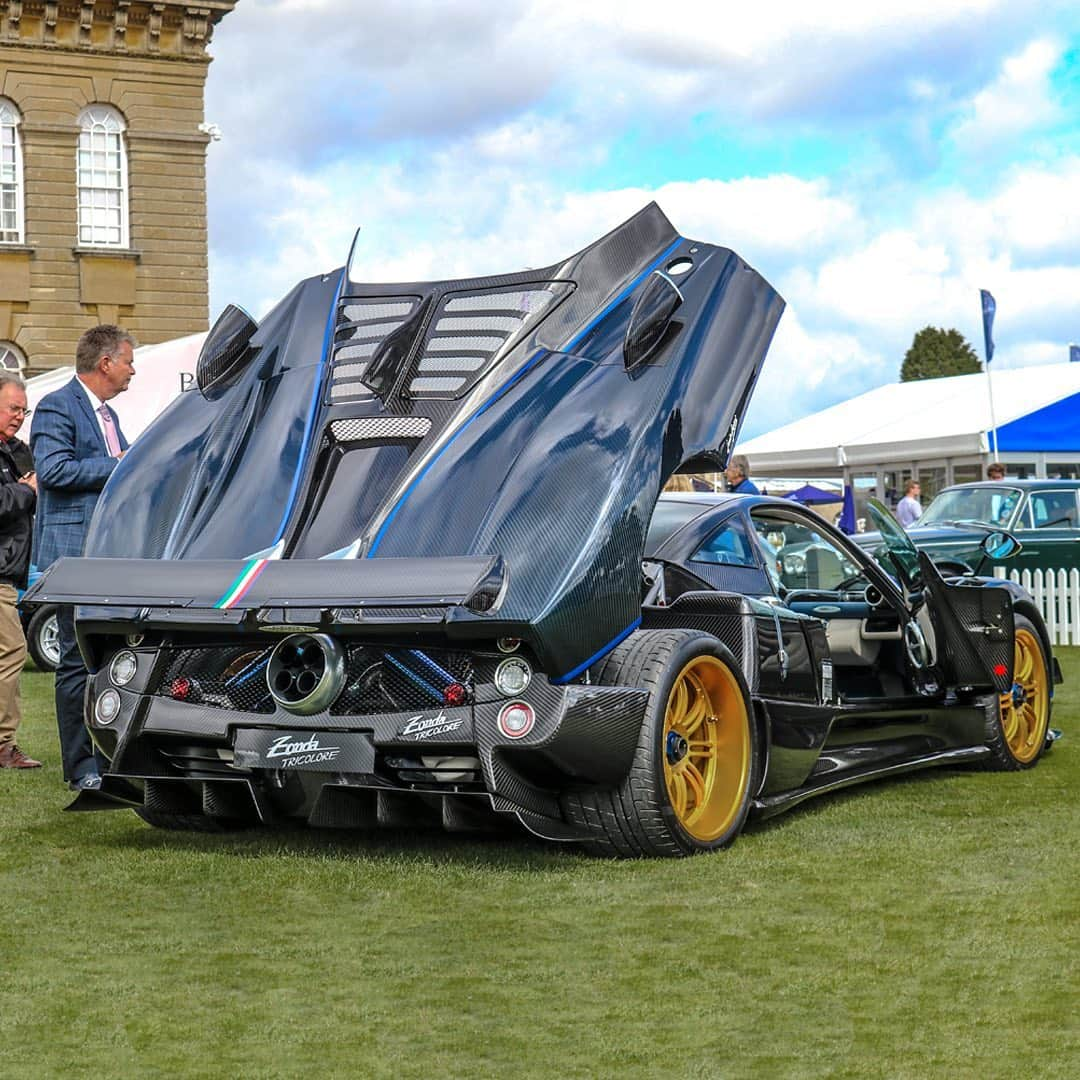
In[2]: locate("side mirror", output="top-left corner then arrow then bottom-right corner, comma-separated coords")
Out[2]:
196,304 -> 258,400
623,271 -> 682,370
981,531 -> 1022,560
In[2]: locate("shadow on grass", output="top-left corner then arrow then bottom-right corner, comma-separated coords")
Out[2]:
60,744 -> 1065,865
107,809 -> 590,869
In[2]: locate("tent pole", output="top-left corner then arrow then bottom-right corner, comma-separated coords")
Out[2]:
985,365 -> 999,462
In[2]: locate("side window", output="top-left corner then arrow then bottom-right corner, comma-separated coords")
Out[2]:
1029,491 -> 1079,529
77,105 -> 129,248
0,98 -> 24,244
691,518 -> 758,567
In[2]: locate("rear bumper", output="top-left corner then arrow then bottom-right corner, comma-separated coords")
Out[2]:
87,646 -> 647,840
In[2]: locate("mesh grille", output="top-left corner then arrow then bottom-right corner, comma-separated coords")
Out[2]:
330,417 -> 432,442
331,646 -> 474,715
155,646 -> 276,713
153,643 -> 474,717
407,283 -> 572,400
330,296 -> 421,403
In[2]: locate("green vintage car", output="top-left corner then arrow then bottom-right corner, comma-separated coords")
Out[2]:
856,480 -> 1080,576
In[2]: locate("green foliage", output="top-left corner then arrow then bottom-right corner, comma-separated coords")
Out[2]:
901,326 -> 982,381
2,665 -> 1078,1076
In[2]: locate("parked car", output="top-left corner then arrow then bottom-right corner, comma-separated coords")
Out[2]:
24,206 -> 1059,857
856,480 -> 1080,576
19,567 -> 59,672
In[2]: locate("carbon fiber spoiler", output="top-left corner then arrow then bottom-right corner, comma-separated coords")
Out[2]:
23,555 -> 504,612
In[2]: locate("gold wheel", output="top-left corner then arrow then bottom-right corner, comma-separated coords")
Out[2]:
662,655 -> 750,842
998,628 -> 1049,764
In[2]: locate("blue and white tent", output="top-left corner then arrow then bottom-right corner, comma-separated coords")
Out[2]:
739,364 -> 1080,480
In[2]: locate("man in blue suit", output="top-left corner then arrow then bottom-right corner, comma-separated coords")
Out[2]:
31,325 -> 134,790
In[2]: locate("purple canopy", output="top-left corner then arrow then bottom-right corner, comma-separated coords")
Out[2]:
783,484 -> 843,505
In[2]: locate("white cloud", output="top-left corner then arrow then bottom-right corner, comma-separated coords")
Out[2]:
201,2 -> 1080,441
743,310 -> 889,438
949,38 -> 1062,151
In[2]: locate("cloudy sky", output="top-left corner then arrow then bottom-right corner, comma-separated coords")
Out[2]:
202,0 -> 1080,438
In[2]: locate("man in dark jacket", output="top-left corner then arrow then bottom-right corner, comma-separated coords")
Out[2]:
0,371 -> 40,769
31,325 -> 133,789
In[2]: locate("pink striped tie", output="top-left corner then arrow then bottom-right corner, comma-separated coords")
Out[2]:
98,405 -> 121,457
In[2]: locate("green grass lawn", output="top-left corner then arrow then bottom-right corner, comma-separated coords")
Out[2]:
2,657 -> 1078,1080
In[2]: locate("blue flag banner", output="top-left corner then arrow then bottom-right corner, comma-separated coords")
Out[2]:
837,484 -> 856,535
980,289 -> 996,364
1071,344 -> 1080,364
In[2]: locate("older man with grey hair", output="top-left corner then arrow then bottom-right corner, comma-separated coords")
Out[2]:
0,370 -> 40,769
31,324 -> 135,790
725,454 -> 760,495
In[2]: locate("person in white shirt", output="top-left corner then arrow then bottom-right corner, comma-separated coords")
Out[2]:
896,480 -> 922,528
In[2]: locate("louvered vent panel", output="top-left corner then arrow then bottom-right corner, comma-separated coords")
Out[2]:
407,283 -> 572,400
330,296 -> 421,403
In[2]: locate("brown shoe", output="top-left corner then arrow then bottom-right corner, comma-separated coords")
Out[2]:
0,743 -> 42,769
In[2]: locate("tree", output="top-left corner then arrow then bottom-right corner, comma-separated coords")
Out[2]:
900,326 -> 982,382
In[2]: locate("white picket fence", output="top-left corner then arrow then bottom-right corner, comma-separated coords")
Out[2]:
993,566 -> 1080,646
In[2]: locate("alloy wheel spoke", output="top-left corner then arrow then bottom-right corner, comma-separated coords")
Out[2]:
669,771 -> 688,818
683,761 -> 706,815
682,691 -> 709,737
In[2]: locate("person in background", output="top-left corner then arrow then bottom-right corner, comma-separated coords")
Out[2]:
987,462 -> 1006,481
896,479 -> 922,528
725,455 -> 760,495
30,325 -> 134,792
0,373 -> 40,770
664,474 -> 695,493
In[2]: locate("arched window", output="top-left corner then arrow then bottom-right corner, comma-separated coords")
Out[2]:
0,341 -> 26,373
77,105 -> 128,247
0,99 -> 24,244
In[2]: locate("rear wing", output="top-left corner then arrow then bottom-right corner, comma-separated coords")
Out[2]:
23,555 -> 505,616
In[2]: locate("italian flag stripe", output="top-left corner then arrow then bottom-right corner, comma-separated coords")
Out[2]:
214,558 -> 269,610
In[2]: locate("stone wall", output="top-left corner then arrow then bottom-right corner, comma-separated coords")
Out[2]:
0,2 -> 236,373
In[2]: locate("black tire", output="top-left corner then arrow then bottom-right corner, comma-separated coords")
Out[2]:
26,605 -> 60,672
984,614 -> 1052,771
563,629 -> 760,858
135,807 -> 233,832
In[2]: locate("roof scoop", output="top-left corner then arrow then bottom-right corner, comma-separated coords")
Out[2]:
624,270 -> 683,370
196,304 -> 258,400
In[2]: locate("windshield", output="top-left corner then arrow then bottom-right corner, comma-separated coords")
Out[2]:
920,485 -> 1023,528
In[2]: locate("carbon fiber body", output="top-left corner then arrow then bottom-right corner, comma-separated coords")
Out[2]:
66,203 -> 783,680
28,210 -> 1059,848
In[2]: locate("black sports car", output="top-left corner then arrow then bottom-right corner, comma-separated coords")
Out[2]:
25,206 -> 1057,856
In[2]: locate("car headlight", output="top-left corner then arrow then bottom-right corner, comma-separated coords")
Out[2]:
495,656 -> 532,696
783,553 -> 806,574
109,650 -> 138,687
95,689 -> 121,726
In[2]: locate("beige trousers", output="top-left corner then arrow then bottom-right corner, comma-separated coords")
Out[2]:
0,583 -> 26,746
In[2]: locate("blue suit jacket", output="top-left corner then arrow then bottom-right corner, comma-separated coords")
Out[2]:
30,377 -> 128,568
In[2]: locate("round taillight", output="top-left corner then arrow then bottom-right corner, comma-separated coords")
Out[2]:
109,650 -> 138,687
495,657 -> 532,697
497,701 -> 535,739
443,682 -> 467,706
95,689 -> 121,726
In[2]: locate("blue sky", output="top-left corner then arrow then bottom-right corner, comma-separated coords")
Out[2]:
203,0 -> 1080,439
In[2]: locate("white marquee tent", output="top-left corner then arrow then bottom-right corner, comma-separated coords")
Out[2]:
739,363 -> 1080,489
25,332 -> 208,443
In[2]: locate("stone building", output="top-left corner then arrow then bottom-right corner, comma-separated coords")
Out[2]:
0,1 -> 236,375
